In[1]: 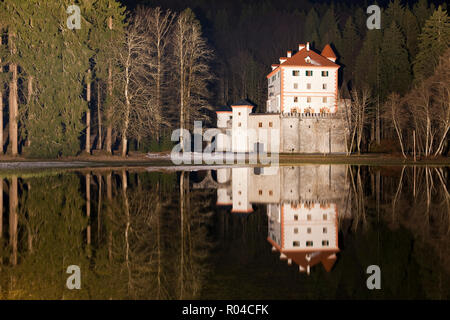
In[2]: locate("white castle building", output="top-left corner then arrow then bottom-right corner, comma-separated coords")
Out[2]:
214,165 -> 351,274
215,42 -> 347,154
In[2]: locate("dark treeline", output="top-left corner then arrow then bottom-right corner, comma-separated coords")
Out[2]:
0,0 -> 449,158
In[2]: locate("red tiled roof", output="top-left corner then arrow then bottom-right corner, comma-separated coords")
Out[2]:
279,45 -> 339,68
321,44 -> 337,60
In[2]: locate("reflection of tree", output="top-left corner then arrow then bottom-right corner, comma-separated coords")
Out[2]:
0,169 -> 214,299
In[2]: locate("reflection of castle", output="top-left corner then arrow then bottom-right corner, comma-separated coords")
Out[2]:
215,165 -> 350,274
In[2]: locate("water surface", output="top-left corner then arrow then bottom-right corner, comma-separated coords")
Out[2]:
0,164 -> 449,299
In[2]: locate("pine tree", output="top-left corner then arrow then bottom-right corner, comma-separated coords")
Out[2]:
304,8 -> 320,47
14,1 -> 93,157
340,17 -> 360,83
89,0 -> 126,153
318,6 -> 341,49
380,21 -> 411,97
413,6 -> 450,80
413,0 -> 433,29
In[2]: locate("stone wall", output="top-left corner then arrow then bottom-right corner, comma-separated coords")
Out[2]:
281,115 -> 346,153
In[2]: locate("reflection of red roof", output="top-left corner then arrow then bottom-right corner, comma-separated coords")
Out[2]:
268,237 -> 339,273
278,45 -> 339,68
321,44 -> 337,60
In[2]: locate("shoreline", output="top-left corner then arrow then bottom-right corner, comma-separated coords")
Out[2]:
0,152 -> 448,170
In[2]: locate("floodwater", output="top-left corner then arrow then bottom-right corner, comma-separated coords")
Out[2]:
0,164 -> 449,299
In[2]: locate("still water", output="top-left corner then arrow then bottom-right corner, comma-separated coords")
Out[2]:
0,164 -> 449,299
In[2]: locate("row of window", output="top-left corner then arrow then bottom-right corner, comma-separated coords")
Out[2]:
293,83 -> 328,90
293,97 -> 328,103
293,214 -> 328,221
292,70 -> 329,77
293,240 -> 330,247
294,227 -> 328,234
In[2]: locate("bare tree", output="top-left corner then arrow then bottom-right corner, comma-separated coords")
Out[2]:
114,15 -> 151,157
383,92 -> 408,158
172,9 -> 214,150
430,49 -> 450,156
128,7 -> 174,144
343,86 -> 371,154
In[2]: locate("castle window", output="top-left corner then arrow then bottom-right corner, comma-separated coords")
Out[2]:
294,214 -> 298,221
306,70 -> 313,76
269,122 -> 273,127
307,83 -> 311,89
323,97 -> 327,103
322,71 -> 329,77
323,214 -> 327,220
323,83 -> 327,90
294,83 -> 298,89
259,122 -> 263,127
322,240 -> 329,246
323,227 -> 328,234
269,190 -> 273,196
307,97 -> 311,103
294,97 -> 298,103
259,190 -> 262,195
307,227 -> 311,234
238,122 -> 241,127
292,70 -> 300,76
294,228 -> 298,234
306,241 -> 313,247
293,241 -> 300,247
238,112 -> 241,116
307,214 -> 311,221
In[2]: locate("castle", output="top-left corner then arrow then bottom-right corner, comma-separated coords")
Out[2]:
213,165 -> 351,274
215,42 -> 347,154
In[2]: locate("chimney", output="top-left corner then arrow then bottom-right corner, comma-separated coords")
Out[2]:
287,50 -> 292,58
306,42 -> 310,51
298,44 -> 305,51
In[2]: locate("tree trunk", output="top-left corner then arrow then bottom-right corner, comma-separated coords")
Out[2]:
26,76 -> 33,147
0,179 -> 2,241
86,70 -> 91,153
9,176 -> 18,266
107,172 -> 112,261
97,82 -> 103,150
106,67 -> 113,154
121,63 -> 130,157
106,16 -> 113,154
86,173 -> 91,246
9,31 -> 18,157
0,55 -> 3,154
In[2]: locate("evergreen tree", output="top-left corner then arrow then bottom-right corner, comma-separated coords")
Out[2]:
413,0 -> 434,29
304,8 -> 320,47
318,6 -> 341,49
403,9 -> 420,60
355,30 -> 383,91
380,21 -> 411,97
340,17 -> 360,83
89,0 -> 126,153
413,6 -> 450,80
384,0 -> 405,29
